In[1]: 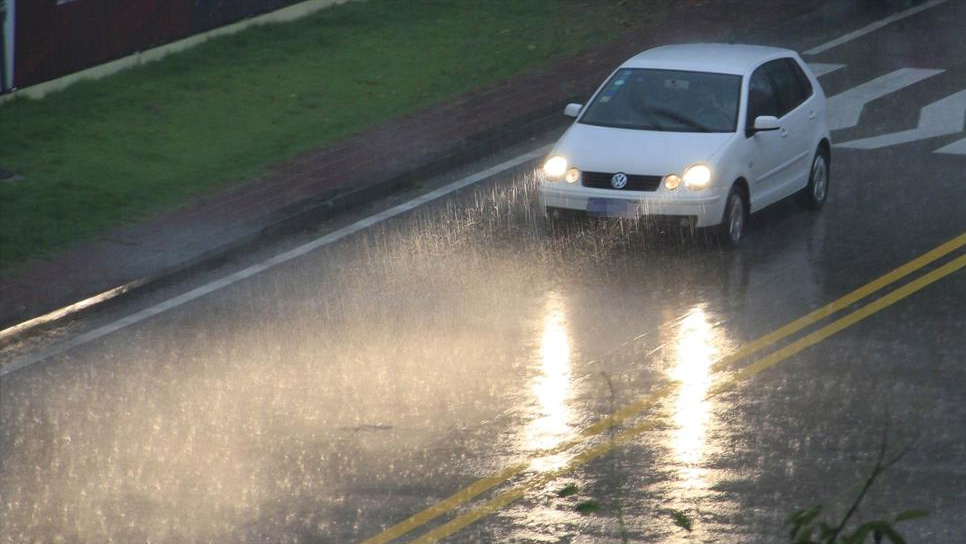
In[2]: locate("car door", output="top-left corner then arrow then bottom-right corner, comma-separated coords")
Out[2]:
744,64 -> 788,211
764,58 -> 813,198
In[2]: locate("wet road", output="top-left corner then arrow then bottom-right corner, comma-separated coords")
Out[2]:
3,1 -> 966,543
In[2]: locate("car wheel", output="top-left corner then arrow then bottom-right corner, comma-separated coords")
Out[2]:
800,149 -> 829,210
718,186 -> 746,247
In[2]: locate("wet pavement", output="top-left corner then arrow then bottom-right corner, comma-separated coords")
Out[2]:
2,1 -> 966,543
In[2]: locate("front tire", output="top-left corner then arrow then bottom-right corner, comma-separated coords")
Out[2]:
718,186 -> 746,247
800,149 -> 829,210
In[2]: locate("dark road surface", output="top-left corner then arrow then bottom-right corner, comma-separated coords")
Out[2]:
3,1 -> 966,543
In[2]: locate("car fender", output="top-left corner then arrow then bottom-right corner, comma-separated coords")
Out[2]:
707,133 -> 750,201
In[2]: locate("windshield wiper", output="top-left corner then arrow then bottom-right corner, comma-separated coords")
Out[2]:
641,105 -> 715,132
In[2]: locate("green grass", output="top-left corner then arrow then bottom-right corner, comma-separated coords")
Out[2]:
0,0 -> 648,273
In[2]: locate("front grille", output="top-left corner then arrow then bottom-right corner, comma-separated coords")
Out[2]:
582,171 -> 662,192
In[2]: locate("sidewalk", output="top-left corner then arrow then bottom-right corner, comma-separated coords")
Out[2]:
0,0 -> 830,333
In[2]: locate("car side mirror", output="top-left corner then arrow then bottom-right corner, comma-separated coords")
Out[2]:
563,103 -> 583,118
750,115 -> 780,135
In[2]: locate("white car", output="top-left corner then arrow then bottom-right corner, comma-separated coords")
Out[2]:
539,43 -> 830,245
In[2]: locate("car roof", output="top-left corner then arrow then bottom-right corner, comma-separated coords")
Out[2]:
621,43 -> 795,75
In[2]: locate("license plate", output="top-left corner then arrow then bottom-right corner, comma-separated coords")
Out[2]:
586,198 -> 639,218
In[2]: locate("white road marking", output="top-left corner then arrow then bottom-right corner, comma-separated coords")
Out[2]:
934,137 -> 966,156
807,63 -> 845,78
827,68 -> 944,131
804,0 -> 952,55
838,89 -> 966,149
0,147 -> 550,377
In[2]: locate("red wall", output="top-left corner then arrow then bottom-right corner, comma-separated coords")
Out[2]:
10,0 -> 305,90
14,0 -> 191,88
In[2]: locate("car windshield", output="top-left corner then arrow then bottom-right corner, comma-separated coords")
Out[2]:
579,68 -> 742,133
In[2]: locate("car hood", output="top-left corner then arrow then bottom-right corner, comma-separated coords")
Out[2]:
552,123 -> 736,175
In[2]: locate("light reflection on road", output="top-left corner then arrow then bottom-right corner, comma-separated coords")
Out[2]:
505,291 -> 582,540
522,291 -> 576,472
669,306 -> 722,495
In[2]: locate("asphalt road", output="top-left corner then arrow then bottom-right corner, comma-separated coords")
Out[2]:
2,1 -> 966,543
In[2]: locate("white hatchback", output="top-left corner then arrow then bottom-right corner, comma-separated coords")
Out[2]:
539,43 -> 830,245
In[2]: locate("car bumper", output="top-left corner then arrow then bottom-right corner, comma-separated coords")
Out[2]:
539,183 -> 728,228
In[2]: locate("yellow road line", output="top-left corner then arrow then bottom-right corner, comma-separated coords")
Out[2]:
721,252 -> 966,388
358,464 -> 528,544
358,388 -> 675,544
357,231 -> 966,544
407,252 -> 966,544
410,419 -> 666,544
711,231 -> 966,372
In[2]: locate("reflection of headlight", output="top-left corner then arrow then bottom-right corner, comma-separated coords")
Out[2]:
565,168 -> 580,184
683,164 -> 711,190
543,156 -> 568,180
663,174 -> 682,190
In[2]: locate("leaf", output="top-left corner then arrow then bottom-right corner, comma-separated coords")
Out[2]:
797,505 -> 823,527
555,483 -> 579,498
667,509 -> 693,532
893,509 -> 928,523
789,525 -> 816,543
575,500 -> 599,515
876,524 -> 907,544
785,505 -> 823,525
842,521 -> 876,544
846,521 -> 907,544
785,506 -> 823,539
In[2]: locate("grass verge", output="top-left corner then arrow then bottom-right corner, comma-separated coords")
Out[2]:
0,0 -> 659,274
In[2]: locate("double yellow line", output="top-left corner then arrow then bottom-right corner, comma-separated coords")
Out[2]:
360,231 -> 966,544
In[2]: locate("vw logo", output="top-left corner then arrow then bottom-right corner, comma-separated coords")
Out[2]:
611,172 -> 628,189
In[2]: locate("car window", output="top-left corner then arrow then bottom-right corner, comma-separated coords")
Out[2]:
785,57 -> 814,100
747,67 -> 780,128
763,58 -> 807,116
579,68 -> 742,133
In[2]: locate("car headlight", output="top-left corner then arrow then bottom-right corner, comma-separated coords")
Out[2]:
663,174 -> 682,190
543,156 -> 568,180
564,168 -> 580,184
683,164 -> 711,190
